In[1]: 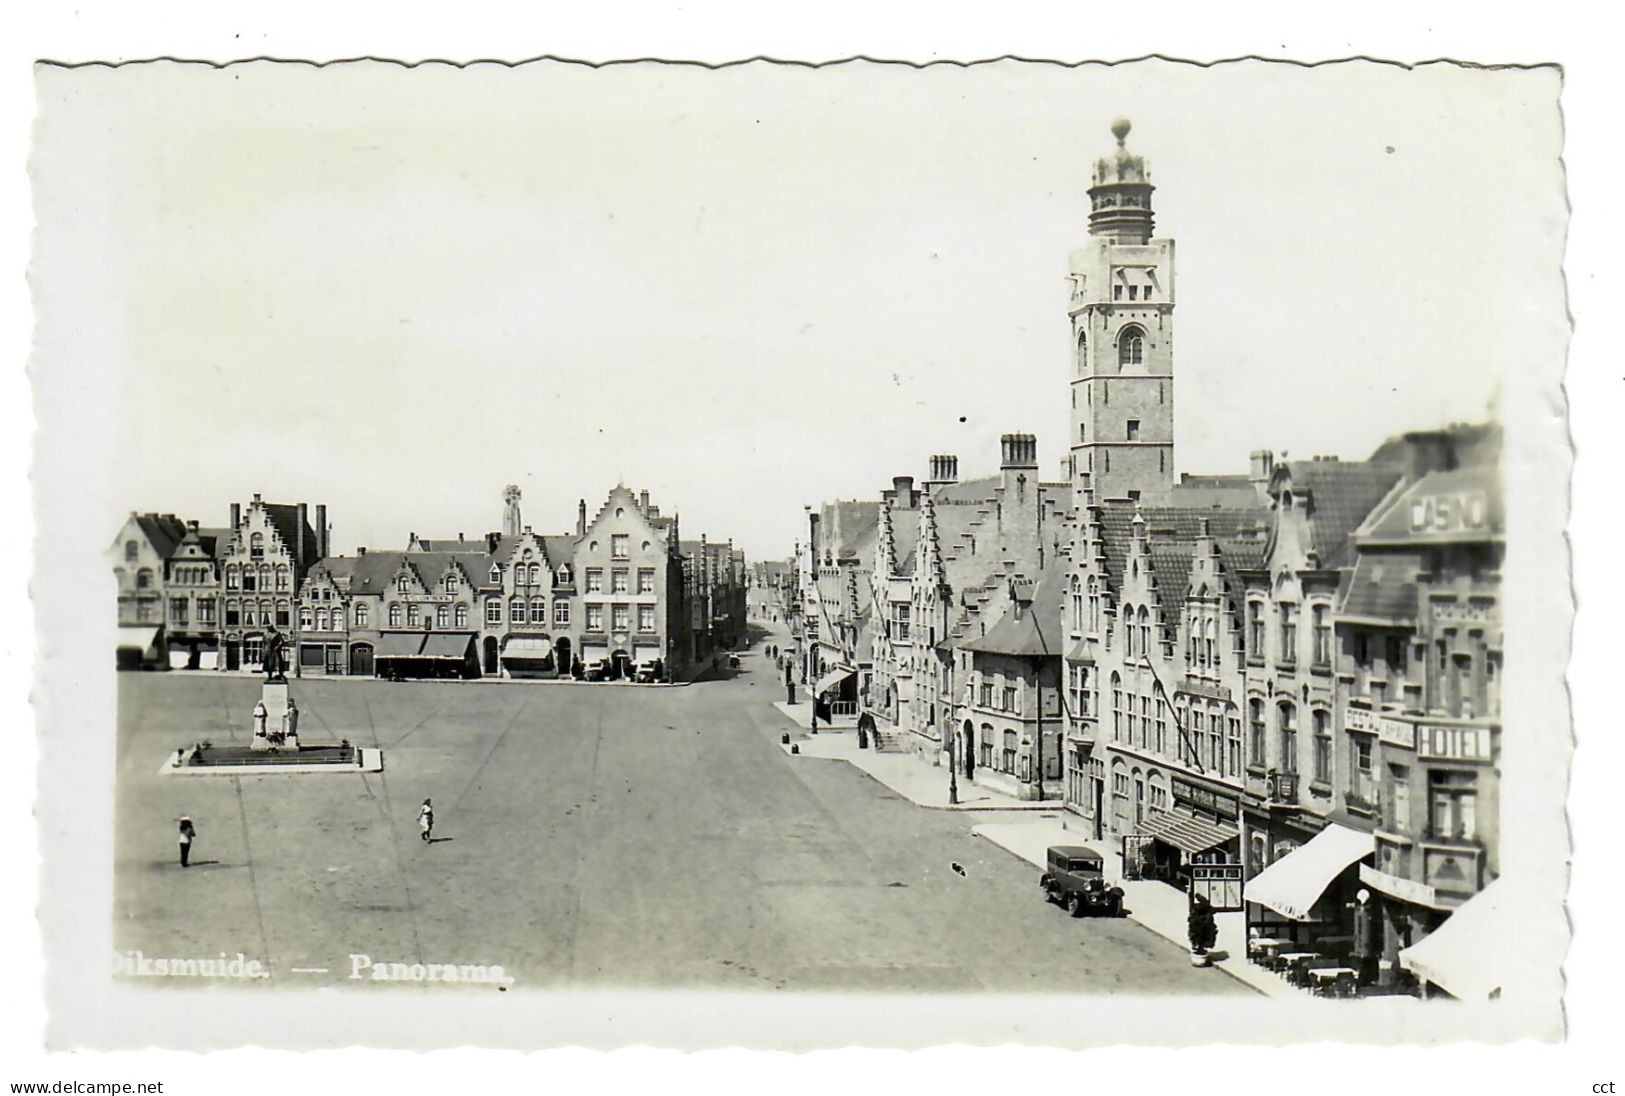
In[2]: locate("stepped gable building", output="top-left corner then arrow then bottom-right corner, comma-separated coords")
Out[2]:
798,498 -> 882,716
1330,424 -> 1505,991
575,484 -> 690,679
897,434 -> 1071,759
217,495 -> 326,673
863,476 -> 925,731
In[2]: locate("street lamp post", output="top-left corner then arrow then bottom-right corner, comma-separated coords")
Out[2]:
948,723 -> 959,806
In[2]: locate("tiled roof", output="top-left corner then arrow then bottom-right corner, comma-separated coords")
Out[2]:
931,475 -> 1001,505
1357,466 -> 1505,545
961,558 -> 1068,658
135,514 -> 188,560
196,527 -> 233,561
1367,421 -> 1503,470
1095,504 -> 1269,596
409,537 -> 489,553
262,503 -> 317,566
1280,460 -> 1406,568
1339,551 -> 1425,623
348,551 -> 480,596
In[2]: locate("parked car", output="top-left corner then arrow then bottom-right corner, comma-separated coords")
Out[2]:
583,658 -> 611,682
1040,845 -> 1125,917
728,654 -> 741,669
634,660 -> 662,683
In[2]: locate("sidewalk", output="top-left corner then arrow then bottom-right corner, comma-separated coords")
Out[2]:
971,817 -> 1298,998
771,705 -> 1048,812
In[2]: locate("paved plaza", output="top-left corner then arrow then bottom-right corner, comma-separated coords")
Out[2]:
115,634 -> 1247,996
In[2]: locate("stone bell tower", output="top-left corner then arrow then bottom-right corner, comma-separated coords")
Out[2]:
502,485 -> 523,538
1068,118 -> 1176,506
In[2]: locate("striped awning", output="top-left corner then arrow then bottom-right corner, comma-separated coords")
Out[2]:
501,637 -> 554,661
1142,811 -> 1239,856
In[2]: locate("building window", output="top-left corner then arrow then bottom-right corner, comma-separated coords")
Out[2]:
250,533 -> 264,560
1312,604 -> 1331,665
530,598 -> 545,624
1002,730 -> 1018,774
397,576 -> 409,595
136,568 -> 154,590
198,598 -> 216,625
225,601 -> 240,627
1429,771 -> 1479,841
638,568 -> 655,594
435,605 -> 449,629
1118,326 -> 1145,368
586,569 -> 604,593
276,602 -> 290,627
300,606 -> 314,629
243,568 -> 257,592
490,565 -> 502,584
510,597 -> 526,624
387,603 -> 402,627
1003,685 -> 1017,712
612,534 -> 629,559
1389,765 -> 1412,831
125,540 -> 139,562
1227,716 -> 1242,777
354,603 -> 368,627
1278,703 -> 1297,774
1112,674 -> 1123,740
586,604 -> 604,632
171,599 -> 188,624
1138,606 -> 1152,659
612,569 -> 629,594
1278,603 -> 1298,663
446,574 -> 459,595
554,601 -> 571,626
455,604 -> 469,628
486,599 -> 501,625
1248,699 -> 1265,766
407,604 -> 420,627
225,566 -> 239,591
1156,698 -> 1168,755
638,606 -> 656,633
1248,601 -> 1264,657
1351,735 -> 1375,803
315,610 -> 329,632
1313,710 -> 1332,783
529,564 -> 543,586
1126,419 -> 1140,441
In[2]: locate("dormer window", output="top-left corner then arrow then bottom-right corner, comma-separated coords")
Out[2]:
445,574 -> 459,595
490,565 -> 501,583
397,576 -> 409,595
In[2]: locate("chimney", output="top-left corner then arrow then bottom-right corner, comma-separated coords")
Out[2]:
296,503 -> 309,566
1249,449 -> 1275,486
357,546 -> 367,557
187,519 -> 199,534
577,499 -> 588,536
639,489 -> 650,512
1000,433 -> 1038,470
925,454 -> 960,492
648,505 -> 660,520
1401,430 -> 1457,481
892,476 -> 916,510
230,502 -> 241,529
315,504 -> 328,558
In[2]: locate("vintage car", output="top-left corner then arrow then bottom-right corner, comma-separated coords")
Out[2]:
583,658 -> 612,682
634,659 -> 663,683
1040,845 -> 1125,917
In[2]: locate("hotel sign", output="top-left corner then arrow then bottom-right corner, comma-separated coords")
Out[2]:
1345,708 -> 1377,734
1409,490 -> 1490,535
1171,777 -> 1240,820
1416,723 -> 1494,763
1377,717 -> 1416,750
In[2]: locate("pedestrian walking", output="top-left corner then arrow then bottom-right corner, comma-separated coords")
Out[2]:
417,799 -> 434,843
178,815 -> 196,867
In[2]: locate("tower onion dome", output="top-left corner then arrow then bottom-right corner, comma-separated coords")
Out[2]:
1088,117 -> 1156,244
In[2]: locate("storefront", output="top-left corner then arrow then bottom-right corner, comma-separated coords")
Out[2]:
1244,821 -> 1373,952
500,635 -> 556,679
375,632 -> 479,680
1136,775 -> 1243,902
116,624 -> 166,671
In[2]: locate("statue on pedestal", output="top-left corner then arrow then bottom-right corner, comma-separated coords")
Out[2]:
262,627 -> 288,683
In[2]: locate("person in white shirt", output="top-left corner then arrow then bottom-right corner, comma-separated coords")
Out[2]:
417,799 -> 434,843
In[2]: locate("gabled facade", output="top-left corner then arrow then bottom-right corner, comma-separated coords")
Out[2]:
218,495 -> 326,673
108,512 -> 189,668
575,485 -> 688,677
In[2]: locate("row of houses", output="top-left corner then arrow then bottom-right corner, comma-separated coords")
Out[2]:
111,484 -> 747,682
783,119 -> 1505,999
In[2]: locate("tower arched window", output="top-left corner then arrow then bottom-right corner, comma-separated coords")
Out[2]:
1076,329 -> 1088,375
1117,326 -> 1146,370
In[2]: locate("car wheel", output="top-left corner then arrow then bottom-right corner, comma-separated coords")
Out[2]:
1068,894 -> 1085,918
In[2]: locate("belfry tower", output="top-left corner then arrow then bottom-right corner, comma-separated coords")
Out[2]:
502,484 -> 523,537
1067,118 -> 1176,505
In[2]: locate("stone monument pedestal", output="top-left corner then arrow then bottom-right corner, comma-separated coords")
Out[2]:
250,680 -> 294,751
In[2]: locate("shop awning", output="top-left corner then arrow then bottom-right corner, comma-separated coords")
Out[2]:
502,637 -> 555,661
421,633 -> 474,660
375,633 -> 428,658
815,668 -> 855,695
1245,822 -> 1374,921
1143,811 -> 1239,856
117,625 -> 160,653
1399,880 -> 1510,1000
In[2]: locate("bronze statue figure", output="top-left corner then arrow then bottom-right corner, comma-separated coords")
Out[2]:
262,628 -> 288,682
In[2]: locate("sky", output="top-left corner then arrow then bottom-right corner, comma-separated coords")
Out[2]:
33,59 -> 1561,561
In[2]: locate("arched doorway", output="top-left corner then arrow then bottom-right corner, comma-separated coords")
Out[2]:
961,720 -> 975,779
349,643 -> 374,677
554,636 -> 572,676
483,636 -> 499,675
611,650 -> 633,680
856,712 -> 875,750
